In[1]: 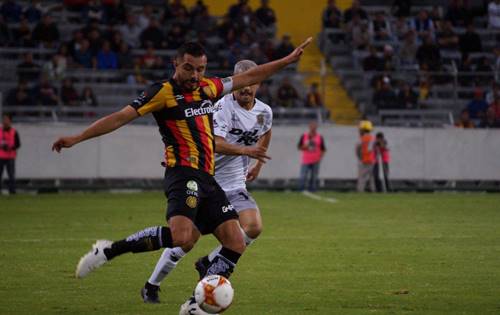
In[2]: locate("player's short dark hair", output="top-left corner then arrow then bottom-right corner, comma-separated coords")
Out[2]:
176,42 -> 206,59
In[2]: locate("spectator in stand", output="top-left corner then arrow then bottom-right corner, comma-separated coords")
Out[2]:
24,0 -> 48,23
43,54 -> 67,81
74,39 -> 94,69
397,81 -> 418,109
429,5 -> 444,31
13,16 -> 35,47
446,0 -> 471,27
475,56 -> 494,86
466,89 -> 489,120
80,86 -> 98,107
410,9 -> 435,42
485,81 -> 500,104
5,80 -> 33,107
459,22 -> 483,55
190,0 -> 207,18
0,0 -> 22,23
97,40 -> 118,70
391,0 -> 412,17
67,30 -> 84,59
455,109 -> 475,128
393,16 -> 410,41
138,4 -> 154,30
373,76 -> 398,110
84,0 -> 104,23
369,11 -> 393,41
344,0 -> 368,24
119,14 -> 142,48
416,34 -> 441,69
255,0 -> 276,29
348,14 -> 370,50
363,45 -> 383,71
32,14 -> 59,48
141,45 -> 164,70
297,121 -> 326,192
305,83 -> 323,108
192,4 -> 216,34
228,0 -> 250,22
373,132 -> 391,192
273,34 -> 295,60
33,75 -> 59,106
166,24 -> 186,49
17,52 -> 41,82
276,78 -> 299,108
87,28 -> 102,57
60,78 -> 79,106
248,43 -> 269,65
399,30 -> 418,66
488,0 -> 500,29
322,0 -> 342,28
437,20 -> 459,50
117,42 -> 133,69
381,44 -> 396,71
479,106 -> 500,128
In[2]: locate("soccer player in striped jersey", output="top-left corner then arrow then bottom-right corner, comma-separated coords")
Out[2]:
52,39 -> 311,306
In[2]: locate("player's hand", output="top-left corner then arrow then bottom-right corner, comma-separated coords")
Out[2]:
52,136 -> 79,152
285,37 -> 313,64
242,146 -> 271,164
246,164 -> 262,182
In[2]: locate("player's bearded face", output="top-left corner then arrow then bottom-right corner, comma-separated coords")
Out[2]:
234,84 -> 259,105
174,54 -> 207,91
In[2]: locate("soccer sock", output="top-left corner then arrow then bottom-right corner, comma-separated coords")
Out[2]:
103,226 -> 173,260
205,247 -> 241,279
147,247 -> 186,286
207,228 -> 255,262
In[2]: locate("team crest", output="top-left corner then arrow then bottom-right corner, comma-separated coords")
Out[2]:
187,180 -> 198,192
257,114 -> 264,125
186,196 -> 198,208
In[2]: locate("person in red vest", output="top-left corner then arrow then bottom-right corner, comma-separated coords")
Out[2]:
373,132 -> 391,192
0,113 -> 21,195
356,120 -> 375,192
297,121 -> 326,191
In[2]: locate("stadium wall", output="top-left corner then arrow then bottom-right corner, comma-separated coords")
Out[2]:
16,124 -> 500,181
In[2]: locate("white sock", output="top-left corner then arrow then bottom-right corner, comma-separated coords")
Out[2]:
148,247 -> 186,286
207,227 -> 255,262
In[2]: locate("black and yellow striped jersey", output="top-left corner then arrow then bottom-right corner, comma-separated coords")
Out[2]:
131,77 -> 231,175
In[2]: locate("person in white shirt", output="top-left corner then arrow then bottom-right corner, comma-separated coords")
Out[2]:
488,0 -> 500,29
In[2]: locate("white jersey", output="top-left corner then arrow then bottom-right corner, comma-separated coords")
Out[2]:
213,94 -> 273,191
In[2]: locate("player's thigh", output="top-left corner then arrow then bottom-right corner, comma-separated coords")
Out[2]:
212,219 -> 245,254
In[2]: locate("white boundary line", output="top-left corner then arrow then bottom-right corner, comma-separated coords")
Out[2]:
301,191 -> 338,203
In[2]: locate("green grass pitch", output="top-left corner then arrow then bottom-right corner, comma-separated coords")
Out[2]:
0,192 -> 499,314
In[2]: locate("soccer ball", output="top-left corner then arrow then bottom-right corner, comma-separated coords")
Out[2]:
194,275 -> 234,314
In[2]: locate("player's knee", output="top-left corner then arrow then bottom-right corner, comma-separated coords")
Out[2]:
242,222 -> 262,240
171,228 -> 197,252
223,232 -> 246,254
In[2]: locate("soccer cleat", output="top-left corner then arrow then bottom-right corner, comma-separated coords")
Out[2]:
141,282 -> 161,304
194,256 -> 210,280
75,240 -> 113,278
179,296 -> 217,315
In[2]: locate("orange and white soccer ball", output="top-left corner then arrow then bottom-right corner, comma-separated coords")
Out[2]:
194,275 -> 234,314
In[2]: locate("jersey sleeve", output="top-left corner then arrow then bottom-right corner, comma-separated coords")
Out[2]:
263,106 -> 273,134
213,99 -> 232,138
201,77 -> 233,99
131,82 -> 166,116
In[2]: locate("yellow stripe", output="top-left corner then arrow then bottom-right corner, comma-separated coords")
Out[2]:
175,120 -> 199,168
192,89 -> 202,101
201,115 -> 215,173
165,146 -> 176,167
137,85 -> 167,116
202,78 -> 217,98
163,82 -> 178,108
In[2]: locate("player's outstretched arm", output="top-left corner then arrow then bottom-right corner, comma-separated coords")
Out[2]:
52,105 -> 139,152
230,37 -> 312,91
214,136 -> 271,164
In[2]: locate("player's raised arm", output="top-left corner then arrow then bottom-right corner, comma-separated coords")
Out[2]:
52,105 -> 139,152
230,37 -> 312,91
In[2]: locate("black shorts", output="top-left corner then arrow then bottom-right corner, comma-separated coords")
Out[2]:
163,166 -> 239,235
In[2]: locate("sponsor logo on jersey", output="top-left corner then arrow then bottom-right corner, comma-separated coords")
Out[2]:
257,114 -> 264,125
175,94 -> 184,100
187,180 -> 198,192
184,100 -> 216,118
229,128 -> 260,145
221,204 -> 234,213
186,196 -> 198,208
